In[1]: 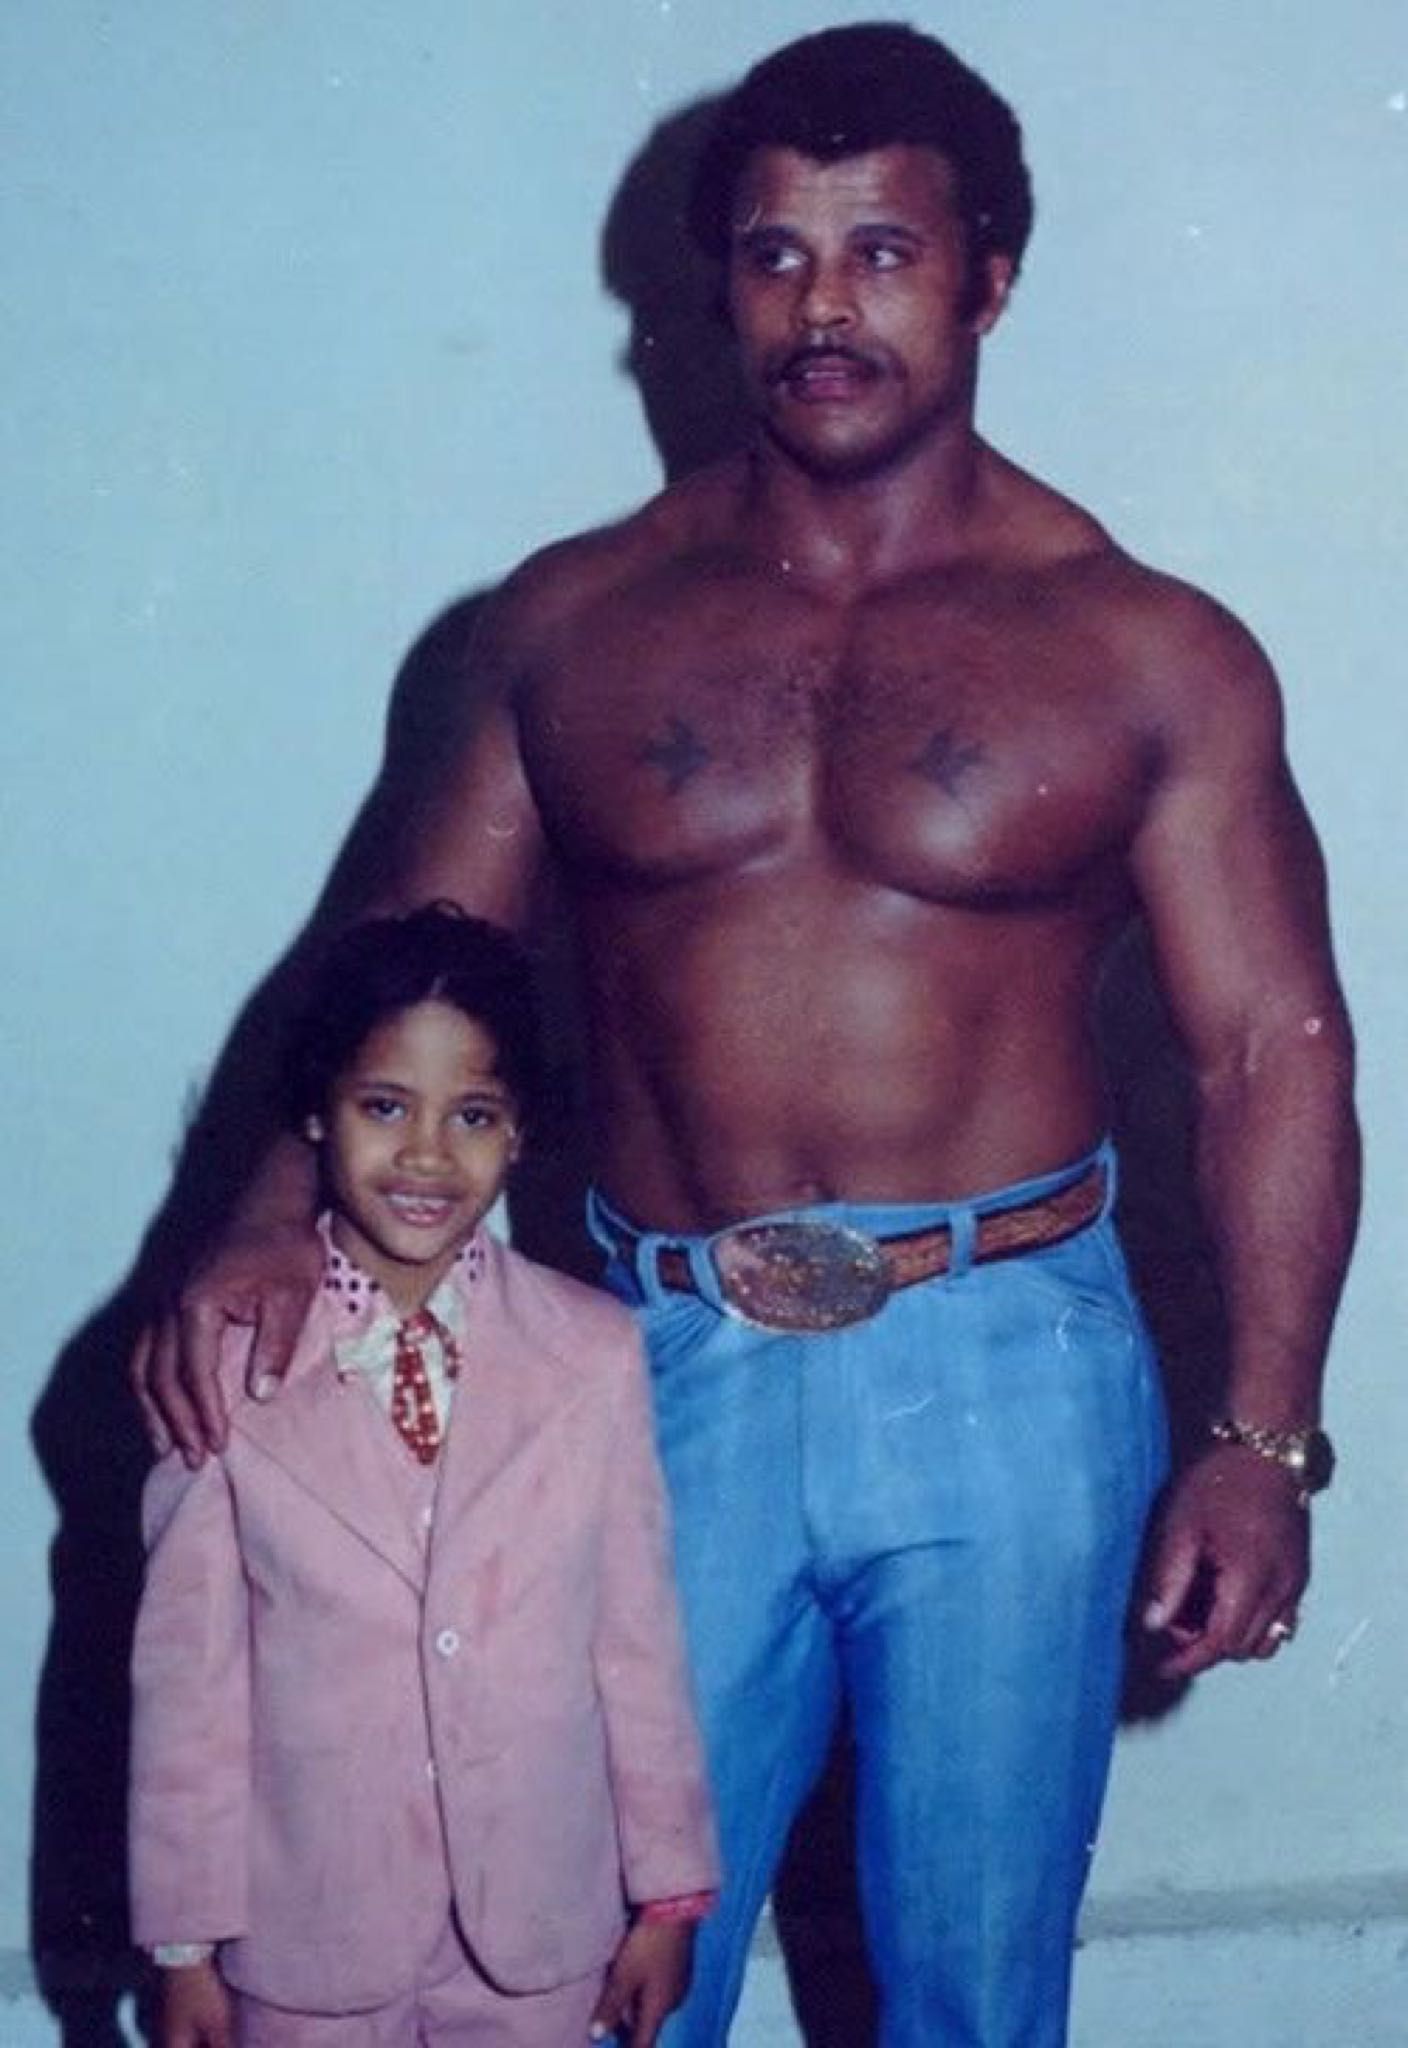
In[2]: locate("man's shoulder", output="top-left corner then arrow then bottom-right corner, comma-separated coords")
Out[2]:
1086,549 -> 1280,726
1033,540 -> 1287,802
990,460 -> 1277,703
986,452 -> 1248,623
495,468 -> 732,618
487,462 -> 744,650
982,448 -> 1110,564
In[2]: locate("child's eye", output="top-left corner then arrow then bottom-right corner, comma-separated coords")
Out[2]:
457,1104 -> 500,1131
359,1095 -> 405,1122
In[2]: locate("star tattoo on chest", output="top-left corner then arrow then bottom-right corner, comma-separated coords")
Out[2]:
639,715 -> 711,794
911,727 -> 985,793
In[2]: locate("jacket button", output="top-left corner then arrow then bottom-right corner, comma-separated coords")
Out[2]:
434,1628 -> 461,1658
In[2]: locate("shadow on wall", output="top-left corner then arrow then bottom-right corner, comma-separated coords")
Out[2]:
28,88 -> 1226,2048
601,92 -> 751,480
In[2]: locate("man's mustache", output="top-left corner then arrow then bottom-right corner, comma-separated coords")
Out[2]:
767,342 -> 884,385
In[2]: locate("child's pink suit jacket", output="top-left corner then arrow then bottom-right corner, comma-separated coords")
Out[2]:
129,1233 -> 719,2013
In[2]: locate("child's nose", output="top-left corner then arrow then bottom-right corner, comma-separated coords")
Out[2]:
397,1116 -> 450,1168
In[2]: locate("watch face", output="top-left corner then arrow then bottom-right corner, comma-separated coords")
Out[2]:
1301,1430 -> 1336,1492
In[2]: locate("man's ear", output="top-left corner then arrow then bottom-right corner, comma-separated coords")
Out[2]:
971,252 -> 1015,336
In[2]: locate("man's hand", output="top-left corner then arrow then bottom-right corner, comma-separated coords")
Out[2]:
1140,1443 -> 1310,1679
131,1224 -> 321,1466
158,1960 -> 233,2048
589,1919 -> 697,2046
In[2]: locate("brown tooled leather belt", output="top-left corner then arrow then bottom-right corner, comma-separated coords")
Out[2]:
641,1160 -> 1108,1333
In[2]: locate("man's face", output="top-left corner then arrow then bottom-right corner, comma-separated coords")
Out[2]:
725,143 -> 1011,482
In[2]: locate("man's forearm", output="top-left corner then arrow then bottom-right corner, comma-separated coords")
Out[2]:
1194,1016 -> 1360,1427
222,1130 -> 319,1245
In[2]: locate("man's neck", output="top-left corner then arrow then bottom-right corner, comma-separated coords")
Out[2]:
735,427 -> 996,594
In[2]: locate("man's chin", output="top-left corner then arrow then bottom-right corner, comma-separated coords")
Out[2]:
762,417 -> 922,487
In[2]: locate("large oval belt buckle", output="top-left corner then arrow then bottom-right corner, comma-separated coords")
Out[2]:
712,1220 -> 892,1333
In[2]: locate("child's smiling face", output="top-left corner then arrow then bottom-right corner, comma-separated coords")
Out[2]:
308,998 -> 521,1313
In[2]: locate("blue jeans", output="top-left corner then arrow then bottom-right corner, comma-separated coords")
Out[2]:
589,1143 -> 1168,2048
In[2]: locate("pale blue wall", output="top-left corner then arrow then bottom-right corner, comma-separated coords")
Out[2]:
6,0 -> 1405,1988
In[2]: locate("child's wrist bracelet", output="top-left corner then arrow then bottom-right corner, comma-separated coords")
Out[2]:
150,1943 -> 216,1968
636,1892 -> 716,1924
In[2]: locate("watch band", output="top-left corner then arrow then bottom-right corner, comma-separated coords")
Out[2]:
1208,1415 -> 1335,1506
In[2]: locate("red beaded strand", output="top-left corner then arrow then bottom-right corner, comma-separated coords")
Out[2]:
389,1310 -> 460,1464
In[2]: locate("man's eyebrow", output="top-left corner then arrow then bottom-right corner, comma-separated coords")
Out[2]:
732,217 -> 793,241
848,219 -> 925,239
732,217 -> 926,242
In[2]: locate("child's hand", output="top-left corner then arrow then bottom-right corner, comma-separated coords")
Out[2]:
159,1959 -> 233,2048
589,1918 -> 696,2046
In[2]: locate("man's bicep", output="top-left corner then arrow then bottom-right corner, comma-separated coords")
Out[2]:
1129,678 -> 1346,1069
388,683 -> 547,927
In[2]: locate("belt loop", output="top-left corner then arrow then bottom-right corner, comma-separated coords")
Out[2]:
634,1236 -> 669,1309
947,1205 -> 977,1279
1096,1136 -> 1119,1218
685,1240 -> 722,1308
584,1187 -> 622,1271
585,1190 -> 671,1310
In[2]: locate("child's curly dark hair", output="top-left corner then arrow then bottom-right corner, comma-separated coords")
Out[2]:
283,902 -> 544,1128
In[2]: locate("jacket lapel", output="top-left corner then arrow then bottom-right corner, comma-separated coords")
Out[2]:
231,1294 -> 427,1590
430,1238 -> 584,1572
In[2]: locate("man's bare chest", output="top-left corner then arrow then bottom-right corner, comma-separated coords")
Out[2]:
517,585 -> 1151,903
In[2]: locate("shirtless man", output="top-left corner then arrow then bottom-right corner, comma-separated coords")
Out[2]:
135,24 -> 1358,2048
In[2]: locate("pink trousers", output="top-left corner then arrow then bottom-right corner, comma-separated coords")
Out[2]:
231,1921 -> 603,2048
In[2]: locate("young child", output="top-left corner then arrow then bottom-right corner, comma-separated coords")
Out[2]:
129,905 -> 718,2047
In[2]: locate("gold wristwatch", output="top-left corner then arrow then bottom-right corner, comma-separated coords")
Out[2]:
1208,1416 -> 1336,1508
